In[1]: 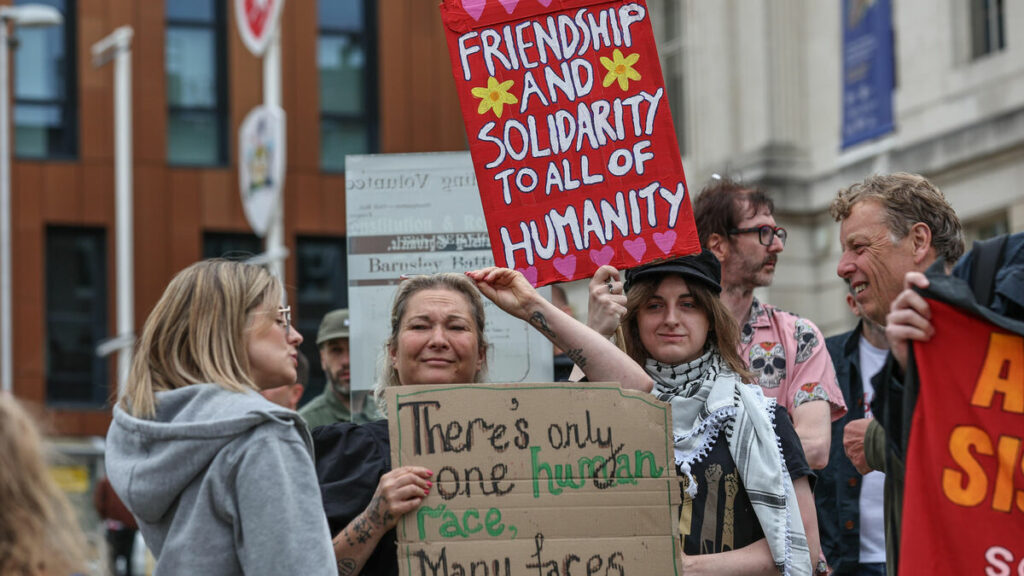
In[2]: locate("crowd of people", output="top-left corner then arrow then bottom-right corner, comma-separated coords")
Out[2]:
3,171 -> 1018,576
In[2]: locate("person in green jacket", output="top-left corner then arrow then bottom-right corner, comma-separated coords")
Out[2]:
300,308 -> 382,429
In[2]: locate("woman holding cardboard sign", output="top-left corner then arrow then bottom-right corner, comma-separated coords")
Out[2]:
580,250 -> 816,576
315,270 -> 652,576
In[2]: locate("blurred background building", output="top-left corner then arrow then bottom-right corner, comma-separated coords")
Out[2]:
646,0 -> 1024,335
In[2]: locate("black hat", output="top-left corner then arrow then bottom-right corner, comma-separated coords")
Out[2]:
623,250 -> 722,294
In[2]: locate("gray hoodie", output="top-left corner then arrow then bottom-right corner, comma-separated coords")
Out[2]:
106,384 -> 336,576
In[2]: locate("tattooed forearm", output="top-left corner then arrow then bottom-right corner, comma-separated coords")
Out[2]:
336,558 -> 357,576
565,348 -> 587,368
349,514 -> 374,544
529,311 -> 557,338
365,493 -> 393,529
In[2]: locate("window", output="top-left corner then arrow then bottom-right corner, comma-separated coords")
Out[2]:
971,0 -> 1005,59
13,0 -> 76,159
652,0 -> 686,156
202,231 -> 262,260
46,227 -> 107,406
318,0 -> 376,172
166,0 -> 228,165
295,236 -> 348,404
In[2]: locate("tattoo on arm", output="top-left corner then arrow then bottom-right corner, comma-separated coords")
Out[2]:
529,312 -> 557,338
565,348 -> 587,368
336,558 -> 357,576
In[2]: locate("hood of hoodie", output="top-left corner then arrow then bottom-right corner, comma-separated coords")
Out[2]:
105,383 -> 312,524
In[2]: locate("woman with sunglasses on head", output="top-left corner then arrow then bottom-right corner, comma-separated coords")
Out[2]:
315,268 -> 652,576
581,251 -> 815,576
105,260 -> 336,576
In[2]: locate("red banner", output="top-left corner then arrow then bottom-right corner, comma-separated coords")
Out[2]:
440,0 -> 699,286
902,299 -> 1024,574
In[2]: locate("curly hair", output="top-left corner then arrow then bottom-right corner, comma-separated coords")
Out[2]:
0,394 -> 96,576
830,173 -> 965,266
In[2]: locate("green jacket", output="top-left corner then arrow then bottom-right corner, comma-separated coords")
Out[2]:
299,387 -> 382,430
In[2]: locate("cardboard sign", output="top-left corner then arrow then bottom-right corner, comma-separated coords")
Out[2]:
901,299 -> 1024,575
387,382 -> 683,576
238,105 -> 286,238
440,0 -> 699,287
235,0 -> 285,56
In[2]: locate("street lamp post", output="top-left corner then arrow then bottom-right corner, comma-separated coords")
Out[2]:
92,26 -> 134,396
0,4 -> 63,394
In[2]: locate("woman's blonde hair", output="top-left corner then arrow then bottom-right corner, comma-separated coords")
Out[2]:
122,259 -> 281,418
621,274 -> 754,381
0,394 -> 95,576
374,273 -> 489,408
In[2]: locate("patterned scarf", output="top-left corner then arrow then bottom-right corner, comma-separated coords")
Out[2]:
646,349 -> 811,576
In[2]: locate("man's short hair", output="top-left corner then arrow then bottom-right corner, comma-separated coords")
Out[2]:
829,172 -> 965,266
692,177 -> 776,249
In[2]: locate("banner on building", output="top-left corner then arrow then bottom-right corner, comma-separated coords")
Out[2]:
901,299 -> 1024,574
841,0 -> 894,148
440,0 -> 699,287
387,382 -> 683,575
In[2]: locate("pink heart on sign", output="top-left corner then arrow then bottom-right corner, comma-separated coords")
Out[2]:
536,0 -> 552,5
517,266 -> 539,286
552,255 -> 577,279
462,0 -> 486,20
623,238 -> 647,262
498,0 -> 519,13
589,246 -> 614,267
653,231 -> 677,254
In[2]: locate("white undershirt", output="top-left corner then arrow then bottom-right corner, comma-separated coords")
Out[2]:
858,336 -> 887,563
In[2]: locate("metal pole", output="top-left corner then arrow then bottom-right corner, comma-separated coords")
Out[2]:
113,30 -> 133,393
263,29 -> 286,298
92,26 -> 135,395
0,18 -> 12,394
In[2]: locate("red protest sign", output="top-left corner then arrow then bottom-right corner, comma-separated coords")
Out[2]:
441,0 -> 699,286
901,299 -> 1024,575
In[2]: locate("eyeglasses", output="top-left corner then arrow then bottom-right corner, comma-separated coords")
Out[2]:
275,306 -> 292,336
728,225 -> 787,247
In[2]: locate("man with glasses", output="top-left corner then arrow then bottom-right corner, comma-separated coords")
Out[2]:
694,177 -> 846,473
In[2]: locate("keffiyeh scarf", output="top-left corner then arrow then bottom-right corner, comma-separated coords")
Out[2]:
647,349 -> 811,576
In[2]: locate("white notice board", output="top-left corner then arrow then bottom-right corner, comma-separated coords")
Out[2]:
346,152 -> 554,392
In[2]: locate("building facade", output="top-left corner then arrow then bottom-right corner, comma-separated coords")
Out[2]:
10,0 -> 467,436
648,0 -> 1024,335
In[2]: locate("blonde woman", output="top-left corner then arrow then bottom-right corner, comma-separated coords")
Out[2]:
105,260 -> 336,575
0,393 -> 96,576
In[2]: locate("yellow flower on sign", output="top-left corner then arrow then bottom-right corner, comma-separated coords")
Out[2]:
471,77 -> 518,118
600,49 -> 642,91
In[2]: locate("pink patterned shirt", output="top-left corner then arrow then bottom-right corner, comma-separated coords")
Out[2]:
740,298 -> 847,421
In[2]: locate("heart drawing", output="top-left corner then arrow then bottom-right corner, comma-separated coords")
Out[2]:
623,238 -> 647,263
653,231 -> 677,254
462,0 -> 486,20
498,0 -> 520,13
589,246 -> 615,268
552,255 -> 577,279
517,266 -> 539,286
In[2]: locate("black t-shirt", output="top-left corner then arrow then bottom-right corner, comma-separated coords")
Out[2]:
679,404 -> 810,555
313,419 -> 397,576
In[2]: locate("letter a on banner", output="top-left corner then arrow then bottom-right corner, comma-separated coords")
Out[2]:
440,0 -> 700,287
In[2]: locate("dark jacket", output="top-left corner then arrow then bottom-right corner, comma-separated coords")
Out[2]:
817,325 -> 870,573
